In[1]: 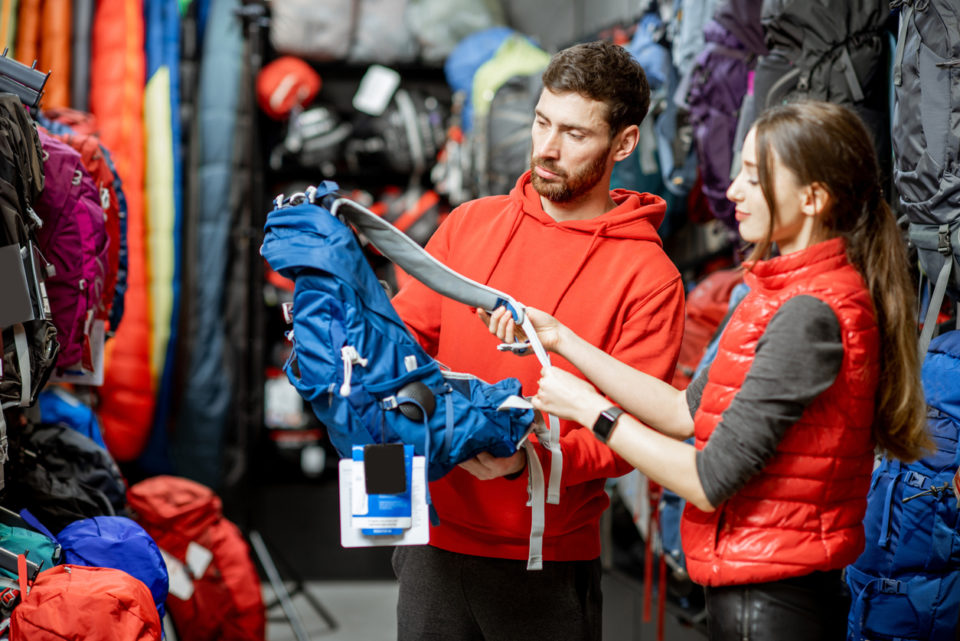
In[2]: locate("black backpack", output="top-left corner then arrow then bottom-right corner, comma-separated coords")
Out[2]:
5,421 -> 128,533
344,87 -> 448,180
891,0 -> 960,354
751,0 -> 890,156
0,95 -> 59,414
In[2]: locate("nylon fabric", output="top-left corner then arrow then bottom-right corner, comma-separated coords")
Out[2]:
683,238 -> 879,586
845,330 -> 960,641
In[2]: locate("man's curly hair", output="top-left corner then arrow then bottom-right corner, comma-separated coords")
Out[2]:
541,40 -> 651,136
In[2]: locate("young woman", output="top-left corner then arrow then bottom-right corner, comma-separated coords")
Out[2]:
485,100 -> 932,640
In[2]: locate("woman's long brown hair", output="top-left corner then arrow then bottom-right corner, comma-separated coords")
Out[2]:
749,100 -> 931,461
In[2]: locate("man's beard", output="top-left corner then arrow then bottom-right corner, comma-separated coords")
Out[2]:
530,149 -> 609,203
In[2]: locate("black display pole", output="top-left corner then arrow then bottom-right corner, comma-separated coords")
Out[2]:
233,3 -> 337,638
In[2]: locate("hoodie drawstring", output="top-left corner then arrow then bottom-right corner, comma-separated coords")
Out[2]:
480,203 -> 526,286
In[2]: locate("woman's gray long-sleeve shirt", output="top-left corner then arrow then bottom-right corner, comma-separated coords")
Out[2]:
685,295 -> 845,507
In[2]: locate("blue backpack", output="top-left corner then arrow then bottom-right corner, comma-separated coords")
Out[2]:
56,515 -> 169,620
845,330 -> 960,641
260,182 -> 535,483
38,386 -> 107,449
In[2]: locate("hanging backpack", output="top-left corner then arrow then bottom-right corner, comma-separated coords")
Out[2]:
749,0 -> 890,176
126,475 -> 266,641
344,86 -> 449,181
37,385 -> 107,449
407,0 -> 506,65
468,33 -> 550,198
892,0 -> 960,354
38,107 -> 129,335
0,94 -> 59,414
39,123 -> 122,328
443,25 -> 515,132
474,70 -> 542,198
9,563 -> 162,640
681,0 -> 766,227
845,330 -> 960,641
269,0 -> 417,64
268,0 -> 354,61
56,515 -> 168,620
34,128 -> 109,375
347,0 -> 418,65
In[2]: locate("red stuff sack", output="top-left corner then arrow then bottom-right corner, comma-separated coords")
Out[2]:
126,476 -> 266,641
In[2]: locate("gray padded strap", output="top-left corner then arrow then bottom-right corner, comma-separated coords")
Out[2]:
14,323 -> 30,406
331,198 -> 527,322
919,243 -> 952,357
0,407 -> 6,490
893,3 -> 912,87
522,439 -> 545,570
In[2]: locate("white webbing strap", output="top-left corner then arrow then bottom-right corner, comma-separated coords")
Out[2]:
13,323 -> 30,406
520,315 -> 562,505
522,438 -> 545,570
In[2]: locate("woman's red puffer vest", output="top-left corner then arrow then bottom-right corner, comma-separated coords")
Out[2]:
682,237 -> 879,587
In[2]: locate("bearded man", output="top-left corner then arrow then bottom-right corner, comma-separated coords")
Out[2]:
390,40 -> 685,641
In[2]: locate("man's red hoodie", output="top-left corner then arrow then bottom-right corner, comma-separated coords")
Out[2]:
392,171 -> 685,561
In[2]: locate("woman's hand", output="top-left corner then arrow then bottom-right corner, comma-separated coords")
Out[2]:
479,306 -> 564,353
532,366 -> 608,427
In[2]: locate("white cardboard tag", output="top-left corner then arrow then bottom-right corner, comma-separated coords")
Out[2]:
160,549 -> 194,601
339,456 -> 429,547
185,541 -> 213,579
352,65 -> 401,116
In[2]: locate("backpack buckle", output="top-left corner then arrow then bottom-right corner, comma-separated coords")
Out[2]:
880,578 -> 902,594
937,225 -> 951,255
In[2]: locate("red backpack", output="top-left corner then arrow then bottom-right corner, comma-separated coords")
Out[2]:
126,476 -> 266,641
10,561 -> 162,640
673,267 -> 743,389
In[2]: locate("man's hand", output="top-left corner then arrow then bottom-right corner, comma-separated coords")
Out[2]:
458,450 -> 527,480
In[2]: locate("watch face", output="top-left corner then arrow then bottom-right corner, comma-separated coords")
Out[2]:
593,407 -> 622,443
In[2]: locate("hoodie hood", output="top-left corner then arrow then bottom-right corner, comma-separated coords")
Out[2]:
509,170 -> 667,242
462,171 -> 669,316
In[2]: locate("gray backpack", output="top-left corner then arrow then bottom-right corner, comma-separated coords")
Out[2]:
473,71 -> 542,198
892,0 -> 960,353
749,0 -> 889,158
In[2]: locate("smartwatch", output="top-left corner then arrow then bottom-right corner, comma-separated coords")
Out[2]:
592,406 -> 624,444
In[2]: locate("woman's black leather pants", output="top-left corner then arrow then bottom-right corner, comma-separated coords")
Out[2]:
704,570 -> 849,640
